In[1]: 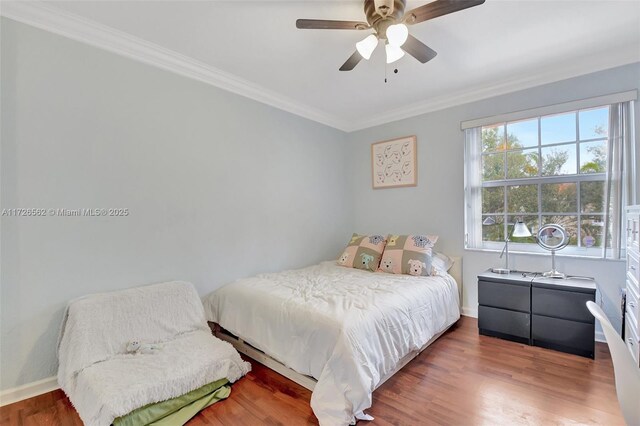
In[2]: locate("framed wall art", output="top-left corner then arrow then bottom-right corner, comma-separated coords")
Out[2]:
371,135 -> 417,189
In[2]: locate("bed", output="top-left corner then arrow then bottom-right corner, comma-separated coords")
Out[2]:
203,259 -> 461,425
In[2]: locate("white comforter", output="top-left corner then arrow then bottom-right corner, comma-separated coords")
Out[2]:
203,262 -> 460,425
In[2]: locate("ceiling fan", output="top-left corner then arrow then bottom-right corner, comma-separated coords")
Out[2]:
296,0 -> 485,71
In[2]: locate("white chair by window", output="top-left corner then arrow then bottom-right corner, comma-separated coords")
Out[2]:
586,301 -> 640,426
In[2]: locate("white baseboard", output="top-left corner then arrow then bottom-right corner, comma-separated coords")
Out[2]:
595,331 -> 606,343
0,376 -> 59,407
461,306 -> 478,318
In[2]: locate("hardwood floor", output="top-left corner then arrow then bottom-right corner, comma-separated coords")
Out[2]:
0,316 -> 624,425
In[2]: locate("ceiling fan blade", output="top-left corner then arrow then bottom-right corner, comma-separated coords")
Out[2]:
405,0 -> 485,25
339,51 -> 363,71
402,34 -> 437,63
296,19 -> 369,30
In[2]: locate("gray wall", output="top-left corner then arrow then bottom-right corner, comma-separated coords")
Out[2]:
347,63 -> 640,330
0,18 -> 351,390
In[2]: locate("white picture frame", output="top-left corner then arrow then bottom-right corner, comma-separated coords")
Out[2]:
371,135 -> 417,189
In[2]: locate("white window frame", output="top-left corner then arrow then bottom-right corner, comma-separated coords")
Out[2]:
463,90 -> 637,258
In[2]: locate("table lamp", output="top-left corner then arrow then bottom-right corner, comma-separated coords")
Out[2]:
485,218 -> 532,274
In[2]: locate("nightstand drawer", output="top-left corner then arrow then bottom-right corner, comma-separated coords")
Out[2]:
532,287 -> 594,323
478,280 -> 530,312
478,305 -> 530,339
532,315 -> 594,358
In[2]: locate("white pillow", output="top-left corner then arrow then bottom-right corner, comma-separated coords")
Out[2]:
432,252 -> 454,272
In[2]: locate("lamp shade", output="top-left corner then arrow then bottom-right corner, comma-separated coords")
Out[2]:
385,43 -> 404,64
512,221 -> 532,238
386,24 -> 408,47
356,34 -> 378,60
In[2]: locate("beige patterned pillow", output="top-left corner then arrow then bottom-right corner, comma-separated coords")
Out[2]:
379,234 -> 439,276
337,233 -> 387,272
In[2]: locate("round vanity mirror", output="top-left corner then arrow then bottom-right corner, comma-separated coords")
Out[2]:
537,224 -> 570,251
537,224 -> 570,279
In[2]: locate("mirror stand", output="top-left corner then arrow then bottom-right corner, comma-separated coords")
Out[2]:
542,249 -> 566,279
537,224 -> 570,279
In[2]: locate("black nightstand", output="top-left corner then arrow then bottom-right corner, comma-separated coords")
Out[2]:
477,270 -> 597,358
531,277 -> 596,358
478,270 -> 533,344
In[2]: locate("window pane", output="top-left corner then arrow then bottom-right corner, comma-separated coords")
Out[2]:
541,144 -> 577,176
507,184 -> 538,213
580,215 -> 605,248
507,148 -> 539,179
482,125 -> 505,153
508,215 -> 538,244
541,183 -> 577,213
579,140 -> 606,174
580,181 -> 605,213
506,119 -> 538,149
579,107 -> 609,140
542,215 -> 578,246
482,186 -> 504,214
482,215 -> 504,242
482,153 -> 504,181
541,112 -> 576,144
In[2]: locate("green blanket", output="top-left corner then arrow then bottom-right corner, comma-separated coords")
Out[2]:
113,379 -> 231,426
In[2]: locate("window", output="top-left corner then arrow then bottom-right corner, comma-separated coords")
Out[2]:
463,92 -> 636,258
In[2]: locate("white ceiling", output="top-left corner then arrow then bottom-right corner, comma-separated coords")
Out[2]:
10,1 -> 640,131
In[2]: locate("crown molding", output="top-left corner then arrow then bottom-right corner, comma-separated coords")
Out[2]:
0,1 -> 351,132
346,46 -> 640,132
1,1 -> 638,134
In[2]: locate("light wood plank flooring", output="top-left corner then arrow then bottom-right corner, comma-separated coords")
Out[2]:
0,317 -> 624,425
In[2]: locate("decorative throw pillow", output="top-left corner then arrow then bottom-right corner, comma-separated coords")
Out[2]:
337,233 -> 387,272
432,252 -> 454,273
379,234 -> 439,276
431,251 -> 455,275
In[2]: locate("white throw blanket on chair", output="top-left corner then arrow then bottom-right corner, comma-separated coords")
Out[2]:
57,281 -> 250,426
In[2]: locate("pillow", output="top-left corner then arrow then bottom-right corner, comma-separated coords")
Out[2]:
379,234 -> 439,276
432,252 -> 454,273
337,233 -> 387,272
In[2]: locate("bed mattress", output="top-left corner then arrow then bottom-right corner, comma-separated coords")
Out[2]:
203,261 -> 460,425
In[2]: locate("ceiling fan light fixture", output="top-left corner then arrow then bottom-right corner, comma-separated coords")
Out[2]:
385,43 -> 405,64
296,0 -> 486,71
356,34 -> 378,60
386,23 -> 408,47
